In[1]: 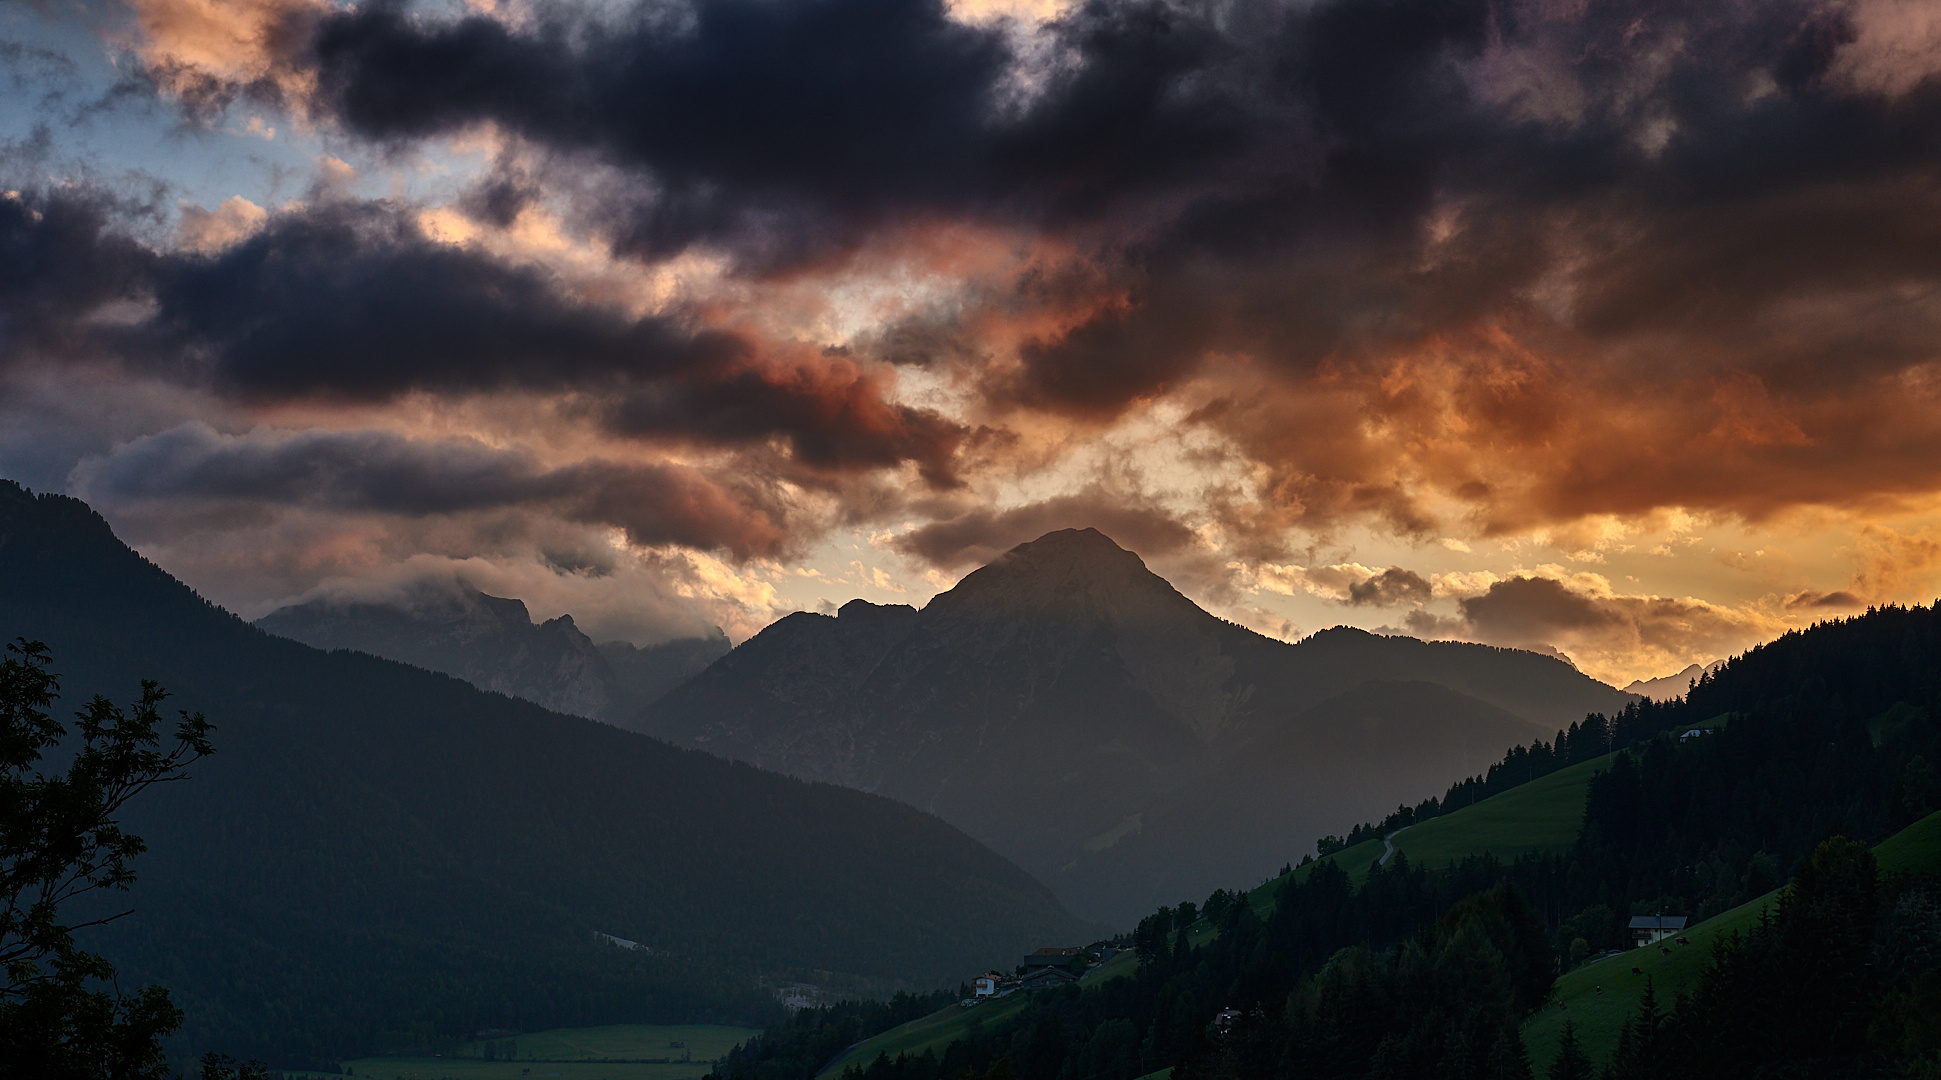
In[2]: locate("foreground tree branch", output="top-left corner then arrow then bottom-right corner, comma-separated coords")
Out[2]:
0,639 -> 213,1078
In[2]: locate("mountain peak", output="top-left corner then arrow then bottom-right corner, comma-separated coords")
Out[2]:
924,527 -> 1202,628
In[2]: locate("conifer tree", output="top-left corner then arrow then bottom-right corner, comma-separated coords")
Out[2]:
1485,1027 -> 1534,1080
1607,978 -> 1666,1080
1546,1022 -> 1592,1080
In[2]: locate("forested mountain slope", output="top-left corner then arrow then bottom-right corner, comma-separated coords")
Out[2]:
643,528 -> 1635,922
711,601 -> 1941,1080
0,482 -> 1086,1067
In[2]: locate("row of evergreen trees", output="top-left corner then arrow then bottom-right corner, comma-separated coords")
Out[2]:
1322,695 -> 1681,856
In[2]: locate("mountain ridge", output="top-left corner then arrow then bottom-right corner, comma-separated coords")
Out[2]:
0,481 -> 1086,1064
256,586 -> 728,722
639,528 -> 1638,922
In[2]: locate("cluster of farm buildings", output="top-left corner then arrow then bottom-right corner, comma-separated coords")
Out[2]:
967,942 -> 1124,1000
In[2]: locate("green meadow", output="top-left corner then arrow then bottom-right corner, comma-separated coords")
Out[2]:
823,948 -> 1146,1075
1521,806 -> 1941,1068
1244,752 -> 1613,912
341,1024 -> 761,1080
1520,890 -> 1775,1068
1390,756 -> 1610,868
820,993 -> 1034,1075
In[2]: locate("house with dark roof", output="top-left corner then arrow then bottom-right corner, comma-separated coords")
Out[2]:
1022,947 -> 1084,970
1630,914 -> 1688,947
1015,966 -> 1078,990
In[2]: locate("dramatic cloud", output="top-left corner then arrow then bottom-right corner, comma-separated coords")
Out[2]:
85,0 -> 1941,538
1413,574 -> 1788,686
72,423 -> 792,558
120,0 -> 326,118
0,189 -> 160,360
1,187 -> 969,484
1347,567 -> 1432,608
7,0 -> 1941,660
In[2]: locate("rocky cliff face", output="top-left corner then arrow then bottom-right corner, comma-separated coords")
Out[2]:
640,528 -> 1639,923
257,586 -> 727,722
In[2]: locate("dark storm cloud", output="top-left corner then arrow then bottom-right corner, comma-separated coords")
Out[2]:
301,0 -> 1493,241
72,0 -> 1941,543
148,199 -> 739,399
301,0 -> 1358,271
76,423 -> 791,557
291,0 -> 1941,418
1347,566 -> 1431,607
0,187 -> 967,483
311,0 -> 1011,262
0,188 -> 159,358
1457,576 -> 1619,640
605,363 -> 970,487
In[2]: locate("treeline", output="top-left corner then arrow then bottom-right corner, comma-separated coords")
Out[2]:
726,602 -> 1941,1080
1320,698 -> 1683,856
1325,603 -> 1941,863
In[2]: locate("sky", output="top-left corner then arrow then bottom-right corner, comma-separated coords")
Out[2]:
5,0 -> 1941,687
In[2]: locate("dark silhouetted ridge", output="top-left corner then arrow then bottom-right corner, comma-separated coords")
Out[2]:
0,481 -> 1085,1066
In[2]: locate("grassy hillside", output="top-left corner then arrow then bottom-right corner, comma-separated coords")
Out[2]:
821,947 -> 1149,1075
1242,752 -> 1611,908
820,994 -> 1034,1075
1389,755 -> 1610,868
1522,806 -> 1941,1068
1874,805 -> 1941,872
1520,890 -> 1773,1069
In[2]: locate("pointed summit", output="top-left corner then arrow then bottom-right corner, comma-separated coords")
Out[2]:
926,527 -> 1202,627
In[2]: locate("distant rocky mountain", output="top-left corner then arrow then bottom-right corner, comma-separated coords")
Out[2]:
1623,660 -> 1726,702
257,587 -> 727,723
0,482 -> 1085,1064
638,528 -> 1639,923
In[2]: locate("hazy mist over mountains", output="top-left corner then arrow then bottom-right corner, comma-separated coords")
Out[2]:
257,586 -> 728,723
1622,661 -> 1729,703
638,528 -> 1637,922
